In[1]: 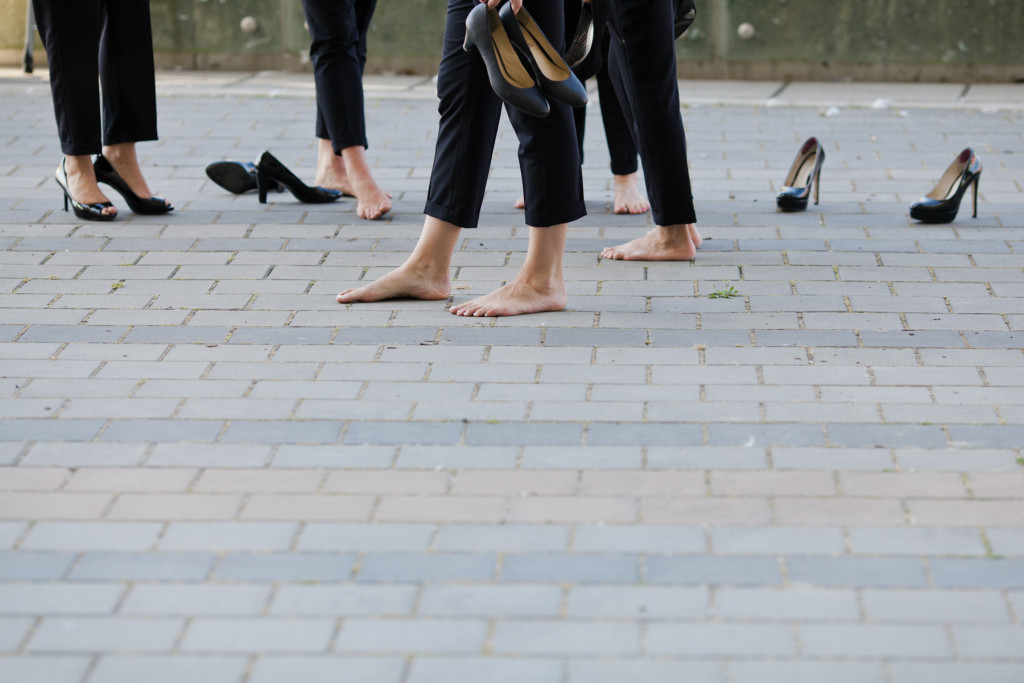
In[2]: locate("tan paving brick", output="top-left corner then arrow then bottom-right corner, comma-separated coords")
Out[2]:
710,471 -> 835,497
325,470 -> 449,495
195,469 -> 324,493
581,471 -> 704,496
452,470 -> 577,495
241,494 -> 374,521
0,492 -> 113,519
0,467 -> 69,491
968,473 -> 1024,499
642,498 -> 771,525
106,494 -> 243,520
506,497 -> 637,523
908,500 -> 1024,527
66,467 -> 197,492
839,472 -> 968,498
375,496 -> 505,523
774,498 -> 906,526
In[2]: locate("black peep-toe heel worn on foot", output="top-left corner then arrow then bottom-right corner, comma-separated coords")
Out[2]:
254,150 -> 342,204
499,3 -> 587,109
463,3 -> 550,118
909,148 -> 981,224
93,155 -> 173,215
776,137 -> 825,212
54,157 -> 116,222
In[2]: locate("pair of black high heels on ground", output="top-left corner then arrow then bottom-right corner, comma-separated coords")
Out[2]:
463,2 -> 588,118
204,151 -> 341,204
776,138 -> 981,224
55,155 -> 173,222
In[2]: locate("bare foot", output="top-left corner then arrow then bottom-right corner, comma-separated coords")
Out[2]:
601,224 -> 700,261
337,264 -> 450,304
513,196 -> 525,209
612,173 -> 650,214
450,278 -> 567,317
62,156 -> 116,217
350,174 -> 393,220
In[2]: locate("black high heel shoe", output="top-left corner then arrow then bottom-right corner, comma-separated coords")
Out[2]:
776,137 -> 825,212
93,155 -> 173,215
463,3 -> 550,118
54,157 -> 116,222
565,0 -> 608,81
499,3 -> 587,109
254,150 -> 342,204
910,148 -> 981,224
205,160 -> 259,194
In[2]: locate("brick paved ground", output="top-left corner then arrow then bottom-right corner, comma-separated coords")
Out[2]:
1,69 -> 1023,682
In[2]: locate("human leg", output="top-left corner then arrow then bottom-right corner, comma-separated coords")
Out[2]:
595,33 -> 648,214
602,0 -> 698,258
304,0 -> 390,218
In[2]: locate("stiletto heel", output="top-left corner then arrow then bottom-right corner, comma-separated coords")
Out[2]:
463,3 -> 550,118
254,150 -> 341,204
93,155 -> 173,215
499,3 -> 587,109
776,137 -> 825,212
909,148 -> 982,224
54,157 -> 116,222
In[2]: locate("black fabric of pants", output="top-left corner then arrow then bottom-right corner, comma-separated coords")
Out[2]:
33,0 -> 158,156
301,0 -> 377,152
563,0 -> 638,176
605,0 -> 697,225
425,0 -> 586,229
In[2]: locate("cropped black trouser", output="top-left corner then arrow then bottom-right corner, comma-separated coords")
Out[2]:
425,0 -> 586,229
301,0 -> 377,152
605,0 -> 697,225
563,0 -> 638,176
33,0 -> 158,156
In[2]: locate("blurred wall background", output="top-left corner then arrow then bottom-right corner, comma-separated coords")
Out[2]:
3,0 -> 1022,82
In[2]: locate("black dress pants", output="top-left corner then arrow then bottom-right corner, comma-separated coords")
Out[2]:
33,0 -> 158,156
425,0 -> 586,229
564,0 -> 638,176
605,0 -> 697,225
301,0 -> 377,152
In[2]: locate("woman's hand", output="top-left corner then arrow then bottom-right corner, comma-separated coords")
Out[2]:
484,0 -> 523,12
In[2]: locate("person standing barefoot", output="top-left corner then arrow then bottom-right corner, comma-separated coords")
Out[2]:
338,0 -> 584,316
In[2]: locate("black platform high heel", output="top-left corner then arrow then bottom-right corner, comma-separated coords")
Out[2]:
54,157 -> 116,222
776,137 -> 825,212
910,148 -> 982,224
254,150 -> 342,204
463,3 -> 550,118
93,155 -> 173,215
499,3 -> 587,109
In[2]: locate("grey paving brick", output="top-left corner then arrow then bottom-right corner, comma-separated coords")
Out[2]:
158,522 -> 299,552
181,618 -> 335,653
0,552 -> 75,579
355,554 -> 495,582
101,420 -> 223,443
335,618 -> 487,653
520,445 -> 643,469
730,661 -> 885,683
647,446 -> 769,470
713,527 -> 845,555
346,422 -> 462,445
71,553 -> 216,581
298,523 -> 434,551
147,443 -> 274,468
573,525 -> 705,554
418,585 -> 561,617
23,522 -> 162,551
493,621 -> 640,655
848,528 -> 986,556
249,657 -> 405,683
864,589 -> 1010,623
787,558 -> 928,587
214,553 -> 356,581
88,656 -> 248,683
801,624 -> 952,657
645,557 -> 783,585
220,420 -> 343,444
930,559 -> 1024,588
27,617 -> 184,652
0,657 -> 92,683
888,663 -> 1024,683
270,585 -> 417,616
569,660 -> 724,683
896,448 -> 1020,472
1,419 -> 104,442
121,585 -> 272,616
466,422 -> 582,446
433,524 -> 569,552
501,554 -> 638,583
568,585 -> 707,619
0,616 -> 32,650
0,583 -> 124,615
716,587 -> 859,620
648,623 -> 795,655
988,530 -> 1024,556
409,658 -> 563,683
